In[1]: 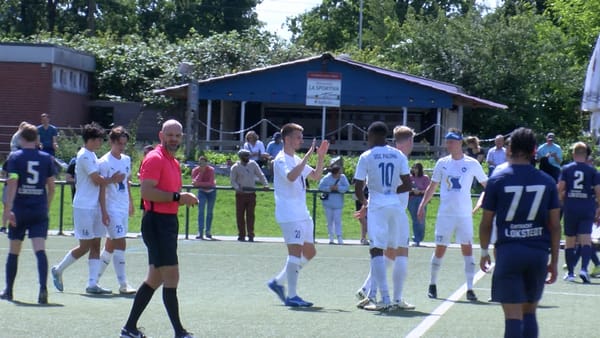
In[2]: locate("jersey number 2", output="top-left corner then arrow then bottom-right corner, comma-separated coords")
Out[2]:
503,185 -> 545,222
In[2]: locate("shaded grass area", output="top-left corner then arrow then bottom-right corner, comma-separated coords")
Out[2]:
0,236 -> 597,337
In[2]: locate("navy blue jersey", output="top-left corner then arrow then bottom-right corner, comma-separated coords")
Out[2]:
6,149 -> 54,209
482,164 -> 560,250
559,161 -> 600,211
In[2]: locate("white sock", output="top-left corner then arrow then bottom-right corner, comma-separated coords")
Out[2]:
393,256 -> 408,302
430,255 -> 443,285
371,255 -> 389,304
55,251 -> 77,273
113,249 -> 127,286
286,255 -> 301,298
88,259 -> 102,287
300,255 -> 309,267
464,255 -> 476,290
98,250 -> 112,280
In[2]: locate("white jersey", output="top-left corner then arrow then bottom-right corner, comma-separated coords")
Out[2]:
354,145 -> 409,210
98,152 -> 131,213
431,154 -> 487,216
273,151 -> 314,223
73,147 -> 100,210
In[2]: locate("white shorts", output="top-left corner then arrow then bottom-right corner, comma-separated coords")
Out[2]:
367,205 -> 408,249
105,210 -> 129,239
279,218 -> 314,245
434,214 -> 473,246
73,207 -> 105,240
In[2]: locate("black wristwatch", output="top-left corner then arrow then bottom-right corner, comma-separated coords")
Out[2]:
173,192 -> 181,202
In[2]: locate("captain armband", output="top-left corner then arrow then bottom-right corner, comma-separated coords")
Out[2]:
8,173 -> 18,180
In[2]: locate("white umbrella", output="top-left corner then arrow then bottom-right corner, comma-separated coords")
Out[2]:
583,34 -> 600,137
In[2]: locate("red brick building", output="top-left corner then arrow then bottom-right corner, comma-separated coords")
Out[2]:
0,43 -> 95,155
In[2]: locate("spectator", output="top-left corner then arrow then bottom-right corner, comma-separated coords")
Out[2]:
243,130 -> 268,167
486,134 -> 507,176
318,160 -> 350,244
10,122 -> 27,153
465,136 -> 485,164
191,156 -> 217,240
266,132 -> 283,159
65,150 -> 78,201
230,149 -> 269,242
408,163 -> 430,247
37,114 -> 58,157
536,132 -> 562,182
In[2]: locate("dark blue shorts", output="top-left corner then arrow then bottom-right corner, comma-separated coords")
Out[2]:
563,209 -> 594,236
8,208 -> 49,241
141,211 -> 179,268
492,243 -> 548,304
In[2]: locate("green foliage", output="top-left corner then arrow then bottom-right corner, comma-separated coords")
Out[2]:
0,0 -> 262,41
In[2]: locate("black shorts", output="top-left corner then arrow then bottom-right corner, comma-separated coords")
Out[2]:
141,211 -> 179,267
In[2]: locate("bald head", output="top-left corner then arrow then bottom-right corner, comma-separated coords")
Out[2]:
159,119 -> 183,154
162,119 -> 183,133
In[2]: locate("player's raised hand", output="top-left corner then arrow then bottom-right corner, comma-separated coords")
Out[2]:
316,139 -> 330,158
301,138 -> 316,162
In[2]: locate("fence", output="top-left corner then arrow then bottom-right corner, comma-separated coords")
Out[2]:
7,180 -> 349,239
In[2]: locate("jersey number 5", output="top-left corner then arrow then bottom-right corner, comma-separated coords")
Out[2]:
27,161 -> 40,184
504,185 -> 545,222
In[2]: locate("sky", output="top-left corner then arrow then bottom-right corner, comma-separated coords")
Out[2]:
256,0 -> 501,41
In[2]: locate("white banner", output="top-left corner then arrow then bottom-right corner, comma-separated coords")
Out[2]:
306,72 -> 342,107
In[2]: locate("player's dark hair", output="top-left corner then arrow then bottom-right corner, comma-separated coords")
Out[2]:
109,125 -> 130,142
82,122 -> 105,143
20,123 -> 38,142
368,121 -> 388,137
509,127 -> 536,160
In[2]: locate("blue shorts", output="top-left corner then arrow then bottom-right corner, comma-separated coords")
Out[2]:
563,209 -> 594,237
8,208 -> 49,241
141,211 -> 179,268
492,243 -> 548,303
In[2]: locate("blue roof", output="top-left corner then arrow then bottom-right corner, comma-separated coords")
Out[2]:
155,53 -> 507,110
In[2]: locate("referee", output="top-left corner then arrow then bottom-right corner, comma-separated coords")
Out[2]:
120,120 -> 198,338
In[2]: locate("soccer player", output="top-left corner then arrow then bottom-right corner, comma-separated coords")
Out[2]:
557,141 -> 600,283
51,122 -> 125,294
354,122 -> 412,311
37,113 -> 58,157
267,123 -> 329,307
120,120 -> 198,338
417,129 -> 487,301
96,126 -> 137,294
1,123 -> 55,304
479,127 -> 561,338
355,125 -> 415,311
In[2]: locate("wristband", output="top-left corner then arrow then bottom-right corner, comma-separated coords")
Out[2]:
481,248 -> 489,258
173,192 -> 181,202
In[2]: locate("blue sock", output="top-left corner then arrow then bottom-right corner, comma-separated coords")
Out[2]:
35,250 -> 48,290
523,313 -> 538,338
565,248 -> 575,275
5,253 -> 18,293
580,245 -> 592,272
505,319 -> 523,338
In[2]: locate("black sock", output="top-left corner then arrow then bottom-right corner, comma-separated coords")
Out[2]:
35,250 -> 48,290
163,287 -> 185,335
5,253 -> 18,293
125,282 -> 155,330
